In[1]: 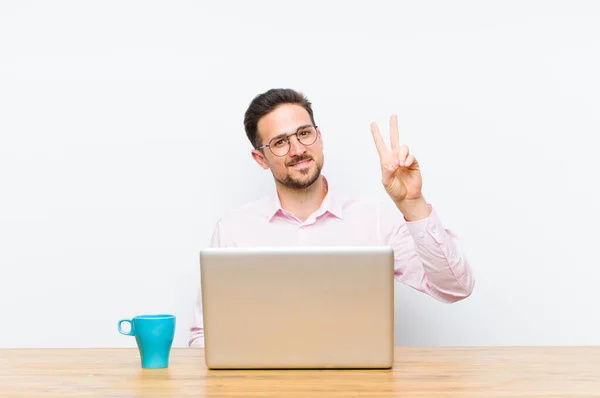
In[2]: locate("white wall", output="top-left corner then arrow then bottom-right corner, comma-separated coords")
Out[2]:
1,0 -> 599,348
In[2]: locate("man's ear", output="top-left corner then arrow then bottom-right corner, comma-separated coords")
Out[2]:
317,127 -> 323,147
251,149 -> 270,170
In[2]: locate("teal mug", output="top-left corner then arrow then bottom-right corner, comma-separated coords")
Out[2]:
118,314 -> 176,369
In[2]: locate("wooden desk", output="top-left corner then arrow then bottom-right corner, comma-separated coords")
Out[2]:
0,347 -> 597,397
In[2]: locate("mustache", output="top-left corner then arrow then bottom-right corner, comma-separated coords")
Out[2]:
286,155 -> 313,167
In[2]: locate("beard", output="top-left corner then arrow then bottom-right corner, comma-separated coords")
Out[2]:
274,155 -> 324,190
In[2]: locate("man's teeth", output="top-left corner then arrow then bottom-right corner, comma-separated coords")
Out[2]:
293,159 -> 309,166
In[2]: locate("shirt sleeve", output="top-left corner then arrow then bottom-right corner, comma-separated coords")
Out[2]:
188,221 -> 223,348
378,202 -> 475,303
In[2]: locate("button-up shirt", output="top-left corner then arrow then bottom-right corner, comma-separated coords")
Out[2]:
189,177 -> 475,347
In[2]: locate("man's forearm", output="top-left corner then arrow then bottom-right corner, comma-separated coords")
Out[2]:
394,196 -> 431,222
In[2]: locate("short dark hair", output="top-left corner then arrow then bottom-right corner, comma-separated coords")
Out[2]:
244,88 -> 316,149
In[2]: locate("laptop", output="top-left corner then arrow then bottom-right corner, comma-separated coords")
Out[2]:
199,246 -> 395,369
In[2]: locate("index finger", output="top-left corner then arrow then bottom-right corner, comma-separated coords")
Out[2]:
370,121 -> 388,158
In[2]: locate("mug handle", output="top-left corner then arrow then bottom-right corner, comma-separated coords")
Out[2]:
118,319 -> 135,336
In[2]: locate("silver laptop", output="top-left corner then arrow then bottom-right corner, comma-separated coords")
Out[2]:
200,246 -> 395,369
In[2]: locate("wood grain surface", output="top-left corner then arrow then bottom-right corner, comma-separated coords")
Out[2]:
0,347 -> 598,397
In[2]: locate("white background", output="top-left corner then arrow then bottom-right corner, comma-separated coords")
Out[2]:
1,1 -> 599,348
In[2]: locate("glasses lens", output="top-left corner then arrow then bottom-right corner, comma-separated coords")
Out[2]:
297,127 -> 317,145
269,136 -> 290,156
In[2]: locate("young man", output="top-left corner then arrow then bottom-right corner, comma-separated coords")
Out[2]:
189,89 -> 475,347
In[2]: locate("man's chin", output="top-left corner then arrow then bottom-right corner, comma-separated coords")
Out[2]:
278,170 -> 321,190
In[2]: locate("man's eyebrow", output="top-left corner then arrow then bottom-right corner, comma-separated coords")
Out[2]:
272,124 -> 313,140
295,124 -> 313,132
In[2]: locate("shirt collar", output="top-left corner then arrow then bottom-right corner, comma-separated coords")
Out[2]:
265,176 -> 344,221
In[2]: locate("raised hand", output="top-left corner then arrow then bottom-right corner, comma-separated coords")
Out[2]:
370,115 -> 425,210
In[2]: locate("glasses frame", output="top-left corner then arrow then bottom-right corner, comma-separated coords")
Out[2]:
256,125 -> 319,157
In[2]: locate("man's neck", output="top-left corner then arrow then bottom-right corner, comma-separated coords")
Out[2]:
276,176 -> 328,222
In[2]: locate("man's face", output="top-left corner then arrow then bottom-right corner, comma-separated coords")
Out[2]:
252,104 -> 324,190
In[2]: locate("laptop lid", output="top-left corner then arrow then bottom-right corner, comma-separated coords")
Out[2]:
200,246 -> 394,369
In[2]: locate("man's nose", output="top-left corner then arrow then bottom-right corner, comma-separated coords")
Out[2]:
288,135 -> 306,156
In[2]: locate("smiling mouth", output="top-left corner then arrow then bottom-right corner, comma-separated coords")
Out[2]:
289,159 -> 312,168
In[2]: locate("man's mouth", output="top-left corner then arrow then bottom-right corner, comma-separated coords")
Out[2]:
289,158 -> 312,168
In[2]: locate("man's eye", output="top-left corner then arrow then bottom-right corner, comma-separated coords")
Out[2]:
274,140 -> 286,147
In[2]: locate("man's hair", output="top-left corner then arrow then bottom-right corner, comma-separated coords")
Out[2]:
244,88 -> 316,149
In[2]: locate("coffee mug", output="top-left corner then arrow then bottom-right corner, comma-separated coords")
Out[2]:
118,314 -> 176,369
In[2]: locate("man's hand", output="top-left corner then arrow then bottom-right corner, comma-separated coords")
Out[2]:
371,115 -> 430,221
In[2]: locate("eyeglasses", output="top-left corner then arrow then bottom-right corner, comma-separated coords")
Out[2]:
257,125 -> 319,157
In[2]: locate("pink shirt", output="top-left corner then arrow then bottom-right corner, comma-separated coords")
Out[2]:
189,178 -> 475,347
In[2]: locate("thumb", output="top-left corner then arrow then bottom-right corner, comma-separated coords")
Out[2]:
382,160 -> 399,186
